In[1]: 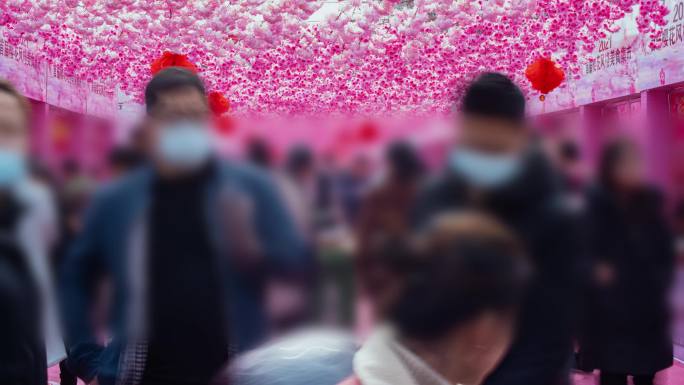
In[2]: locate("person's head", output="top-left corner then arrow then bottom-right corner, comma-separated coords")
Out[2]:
452,73 -> 528,189
374,212 -> 531,382
246,137 -> 273,168
599,138 -> 644,191
145,67 -> 213,175
28,158 -> 57,187
386,140 -> 423,182
675,200 -> 684,233
108,146 -> 144,177
350,152 -> 371,180
558,140 -> 580,167
0,79 -> 30,187
556,140 -> 583,185
62,158 -> 80,178
129,122 -> 150,160
286,144 -> 314,180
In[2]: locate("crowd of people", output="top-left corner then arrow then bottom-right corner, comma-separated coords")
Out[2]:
0,68 -> 682,385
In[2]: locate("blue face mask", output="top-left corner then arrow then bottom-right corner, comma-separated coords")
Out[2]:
0,149 -> 27,187
450,148 -> 523,189
157,121 -> 213,169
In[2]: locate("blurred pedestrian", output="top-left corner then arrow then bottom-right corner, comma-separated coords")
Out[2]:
0,79 -> 65,384
250,139 -> 312,240
108,145 -> 144,178
675,200 -> 684,263
577,139 -> 674,385
246,137 -> 316,333
556,140 -> 585,194
356,140 -> 424,312
339,212 -> 532,385
246,137 -> 273,169
338,153 -> 372,225
414,72 -> 583,385
285,144 -> 325,230
61,67 -> 308,385
61,158 -> 95,197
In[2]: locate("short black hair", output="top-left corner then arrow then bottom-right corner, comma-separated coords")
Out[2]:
559,140 -> 581,162
247,138 -> 273,168
62,158 -> 80,175
461,72 -> 526,123
286,144 -> 314,175
598,138 -> 634,190
675,199 -> 684,221
388,212 -> 531,340
145,67 -> 206,114
108,146 -> 144,170
386,140 -> 424,181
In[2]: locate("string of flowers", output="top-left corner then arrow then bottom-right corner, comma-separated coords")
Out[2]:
0,0 -> 670,116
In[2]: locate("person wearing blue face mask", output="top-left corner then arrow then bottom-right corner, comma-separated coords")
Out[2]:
0,79 -> 66,385
414,73 -> 583,385
61,68 -> 309,385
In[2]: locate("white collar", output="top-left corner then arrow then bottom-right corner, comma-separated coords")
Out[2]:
354,327 -> 453,385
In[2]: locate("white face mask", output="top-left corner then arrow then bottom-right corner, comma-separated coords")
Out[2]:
0,148 -> 27,187
450,148 -> 523,189
157,121 -> 213,169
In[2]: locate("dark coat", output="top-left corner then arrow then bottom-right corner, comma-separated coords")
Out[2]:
60,160 -> 309,384
578,185 -> 674,375
0,228 -> 47,385
356,179 -> 419,293
414,151 -> 584,385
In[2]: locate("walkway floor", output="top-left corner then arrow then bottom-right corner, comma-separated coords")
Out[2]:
47,360 -> 684,385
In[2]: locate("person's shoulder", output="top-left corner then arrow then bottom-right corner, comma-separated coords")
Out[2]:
418,170 -> 453,198
640,184 -> 665,204
228,329 -> 356,385
539,190 -> 586,227
217,160 -> 278,194
14,179 -> 54,213
90,167 -> 152,210
337,376 -> 362,385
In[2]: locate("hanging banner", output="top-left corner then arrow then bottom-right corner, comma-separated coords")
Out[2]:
46,64 -> 88,114
0,39 -> 47,101
0,30 -> 115,116
87,83 -> 117,119
530,0 -> 684,114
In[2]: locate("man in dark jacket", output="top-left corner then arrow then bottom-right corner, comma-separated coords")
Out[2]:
0,191 -> 46,385
414,73 -> 583,385
61,68 -> 308,385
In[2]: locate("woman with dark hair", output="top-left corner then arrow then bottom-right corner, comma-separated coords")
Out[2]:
578,139 -> 674,385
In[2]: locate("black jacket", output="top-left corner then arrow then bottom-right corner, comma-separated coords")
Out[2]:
578,185 -> 674,375
414,151 -> 583,385
0,223 -> 47,385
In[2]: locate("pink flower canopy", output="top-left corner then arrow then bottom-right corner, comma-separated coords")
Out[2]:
0,0 -> 670,116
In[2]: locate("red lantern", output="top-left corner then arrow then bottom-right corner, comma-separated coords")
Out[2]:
150,51 -> 199,75
208,91 -> 231,116
525,57 -> 565,99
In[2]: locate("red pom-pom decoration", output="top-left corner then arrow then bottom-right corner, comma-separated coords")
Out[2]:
150,51 -> 199,75
525,57 -> 565,96
357,121 -> 379,143
214,115 -> 235,136
208,91 -> 231,116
